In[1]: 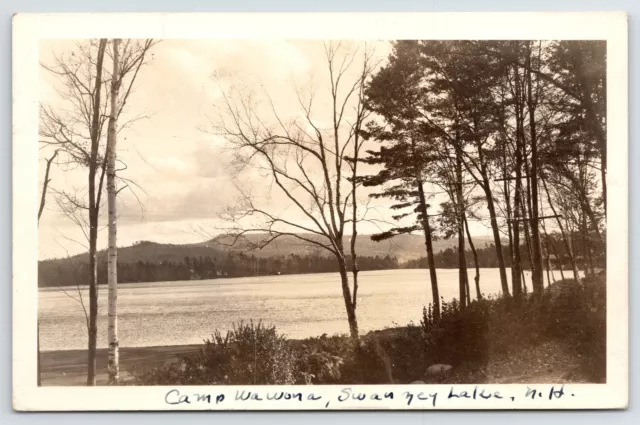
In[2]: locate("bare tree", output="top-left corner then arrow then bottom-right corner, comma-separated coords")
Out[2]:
212,43 -> 375,339
39,38 -> 155,385
40,38 -> 107,386
345,53 -> 373,314
37,149 -> 58,386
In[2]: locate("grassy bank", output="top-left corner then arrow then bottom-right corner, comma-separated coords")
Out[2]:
129,275 -> 605,386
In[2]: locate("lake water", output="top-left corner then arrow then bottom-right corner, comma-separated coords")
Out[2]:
39,268 -> 573,351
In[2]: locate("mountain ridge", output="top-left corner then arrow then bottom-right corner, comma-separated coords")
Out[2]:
39,233 -> 496,267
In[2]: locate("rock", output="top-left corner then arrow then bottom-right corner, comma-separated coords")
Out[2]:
426,364 -> 453,376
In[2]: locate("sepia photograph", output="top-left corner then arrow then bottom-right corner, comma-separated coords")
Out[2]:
13,12 -> 628,411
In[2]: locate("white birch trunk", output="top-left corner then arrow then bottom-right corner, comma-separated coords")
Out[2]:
107,38 -> 121,385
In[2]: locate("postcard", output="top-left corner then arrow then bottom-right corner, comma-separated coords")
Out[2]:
12,11 -> 628,411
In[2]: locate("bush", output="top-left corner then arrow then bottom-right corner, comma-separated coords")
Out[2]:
538,276 -> 606,381
421,298 -> 491,368
348,325 -> 427,384
293,334 -> 352,384
135,320 -> 296,385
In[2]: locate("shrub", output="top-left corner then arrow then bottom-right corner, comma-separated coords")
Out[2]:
538,277 -> 606,381
293,334 -> 352,384
134,320 -> 296,385
421,298 -> 491,368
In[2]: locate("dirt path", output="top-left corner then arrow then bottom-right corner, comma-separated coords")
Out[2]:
481,340 -> 591,384
40,345 -> 201,386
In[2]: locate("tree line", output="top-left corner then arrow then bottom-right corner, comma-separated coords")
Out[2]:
38,252 -> 400,287
406,236 -> 604,271
38,228 -> 604,289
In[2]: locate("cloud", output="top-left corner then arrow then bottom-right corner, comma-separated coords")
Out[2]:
37,39 -> 392,260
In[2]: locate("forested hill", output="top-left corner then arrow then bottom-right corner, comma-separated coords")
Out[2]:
38,233 -> 495,287
43,233 -> 496,264
200,233 -> 495,261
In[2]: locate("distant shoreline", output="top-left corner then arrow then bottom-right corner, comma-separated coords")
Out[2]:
38,266 -> 575,291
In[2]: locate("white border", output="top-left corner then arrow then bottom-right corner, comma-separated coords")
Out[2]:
12,12 -> 628,411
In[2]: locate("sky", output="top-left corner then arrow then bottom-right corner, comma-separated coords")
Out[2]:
37,39 -> 494,260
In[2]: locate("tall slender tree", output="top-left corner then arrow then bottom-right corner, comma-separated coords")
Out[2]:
524,41 -> 545,297
40,38 -> 155,385
419,41 -> 511,297
214,43 -> 375,338
106,38 -> 121,385
360,128 -> 442,317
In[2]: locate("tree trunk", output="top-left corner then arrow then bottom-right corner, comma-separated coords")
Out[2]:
455,152 -> 468,309
411,137 -> 440,319
588,247 -> 595,276
511,193 -> 522,300
519,195 -> 534,282
552,242 -> 565,281
511,59 -> 526,301
350,229 -> 359,318
458,224 -> 468,308
464,215 -> 481,300
107,38 -> 121,385
465,115 -> 508,297
600,149 -> 607,217
472,119 -> 508,297
465,277 -> 471,306
541,175 -> 580,282
86,39 -> 107,387
415,178 -> 440,319
87,223 -> 98,386
570,227 -> 582,282
337,254 -> 358,339
581,214 -> 593,279
483,178 -> 510,297
501,141 -> 517,299
525,43 -> 544,298
566,229 -> 580,282
349,128 -> 360,326
542,222 -> 562,286
549,242 -> 561,283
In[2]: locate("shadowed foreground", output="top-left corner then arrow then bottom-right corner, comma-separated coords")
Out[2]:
41,345 -> 202,386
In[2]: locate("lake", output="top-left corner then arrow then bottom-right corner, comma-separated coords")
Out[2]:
38,268 -> 573,351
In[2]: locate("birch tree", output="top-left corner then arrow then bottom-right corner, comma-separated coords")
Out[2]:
40,38 -> 155,385
105,38 -> 156,385
106,38 -> 121,385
